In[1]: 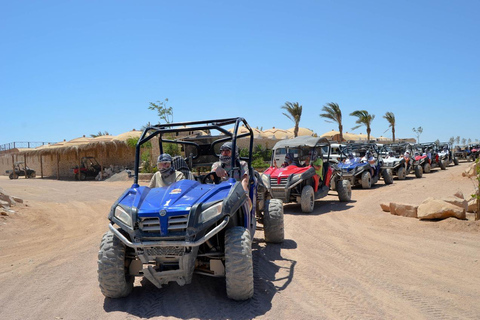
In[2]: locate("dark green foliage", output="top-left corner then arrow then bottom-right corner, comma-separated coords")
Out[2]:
240,145 -> 271,169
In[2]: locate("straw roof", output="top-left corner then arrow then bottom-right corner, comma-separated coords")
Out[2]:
376,136 -> 390,141
262,127 -> 293,139
355,133 -> 375,141
114,129 -> 142,142
320,130 -> 340,138
66,136 -> 93,144
227,126 -> 264,138
286,127 -> 314,137
18,130 -> 141,156
341,132 -> 359,141
92,135 -> 115,142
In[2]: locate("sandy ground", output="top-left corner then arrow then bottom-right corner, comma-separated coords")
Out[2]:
0,162 -> 479,320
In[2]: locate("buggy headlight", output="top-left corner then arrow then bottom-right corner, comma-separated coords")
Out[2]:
261,174 -> 270,189
114,205 -> 133,227
199,202 -> 223,224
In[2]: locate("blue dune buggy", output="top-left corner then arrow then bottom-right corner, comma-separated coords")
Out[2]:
337,143 -> 393,189
97,118 -> 284,301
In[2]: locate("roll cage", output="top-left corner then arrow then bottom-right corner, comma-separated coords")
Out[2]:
132,118 -> 255,187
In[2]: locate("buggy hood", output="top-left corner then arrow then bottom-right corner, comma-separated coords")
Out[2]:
116,179 -> 232,218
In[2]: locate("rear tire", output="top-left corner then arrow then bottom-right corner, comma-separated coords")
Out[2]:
225,227 -> 254,301
424,163 -> 431,173
300,185 -> 315,213
361,171 -> 372,189
414,165 -> 423,178
336,179 -> 351,202
263,199 -> 284,243
397,167 -> 406,180
97,231 -> 134,298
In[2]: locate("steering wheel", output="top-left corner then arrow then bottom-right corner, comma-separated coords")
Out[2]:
202,171 -> 220,184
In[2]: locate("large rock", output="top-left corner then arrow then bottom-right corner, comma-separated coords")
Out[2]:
462,162 -> 479,178
467,198 -> 478,213
380,202 -> 390,212
453,191 -> 464,199
389,202 -> 418,218
417,198 -> 466,220
442,196 -> 468,211
0,193 -> 13,206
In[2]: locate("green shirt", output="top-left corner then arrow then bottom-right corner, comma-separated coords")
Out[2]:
312,158 -> 323,180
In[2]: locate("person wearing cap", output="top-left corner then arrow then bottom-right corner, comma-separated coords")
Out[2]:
211,142 -> 248,182
282,152 -> 300,167
344,152 -> 358,165
361,150 -> 376,176
309,150 -> 324,181
149,153 -> 185,188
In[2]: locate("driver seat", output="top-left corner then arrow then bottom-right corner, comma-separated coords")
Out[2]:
172,156 -> 195,181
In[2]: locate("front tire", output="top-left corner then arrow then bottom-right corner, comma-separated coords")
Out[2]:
440,160 -> 446,170
97,231 -> 134,298
263,199 -> 284,243
414,165 -> 423,178
397,166 -> 406,180
453,158 -> 459,165
361,171 -> 372,189
300,185 -> 315,213
336,179 -> 351,202
225,227 -> 254,301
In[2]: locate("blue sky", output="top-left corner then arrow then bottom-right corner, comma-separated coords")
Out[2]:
1,0 -> 479,146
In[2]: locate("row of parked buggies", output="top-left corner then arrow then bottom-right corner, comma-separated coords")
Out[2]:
97,118 -> 460,302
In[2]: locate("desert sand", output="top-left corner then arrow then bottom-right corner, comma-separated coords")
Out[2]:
1,162 -> 479,320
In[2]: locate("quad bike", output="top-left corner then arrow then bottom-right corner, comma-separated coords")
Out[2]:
381,143 -> 422,179
337,143 -> 393,189
74,157 -> 101,180
415,143 -> 442,173
8,161 -> 36,179
259,136 -> 351,213
436,142 -> 459,167
97,118 -> 284,301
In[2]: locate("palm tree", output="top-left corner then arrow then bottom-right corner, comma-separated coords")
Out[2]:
383,112 -> 396,142
319,102 -> 343,141
412,127 -> 423,143
90,131 -> 110,138
350,110 -> 375,141
281,101 -> 302,137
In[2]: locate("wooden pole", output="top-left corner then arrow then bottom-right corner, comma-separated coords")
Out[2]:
12,154 -> 15,178
40,155 -> 43,178
57,153 -> 60,180
24,154 -> 27,179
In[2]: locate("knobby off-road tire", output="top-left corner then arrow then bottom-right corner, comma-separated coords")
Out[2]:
336,179 -> 352,202
424,163 -> 431,173
454,158 -> 459,165
397,166 -> 406,180
300,185 -> 315,213
98,231 -> 134,298
225,227 -> 254,301
414,165 -> 423,178
440,160 -> 446,170
361,171 -> 372,189
383,169 -> 394,185
263,199 -> 284,243
29,172 -> 36,178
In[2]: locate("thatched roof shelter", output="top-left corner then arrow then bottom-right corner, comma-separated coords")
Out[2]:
262,127 -> 292,139
287,127 -> 314,137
